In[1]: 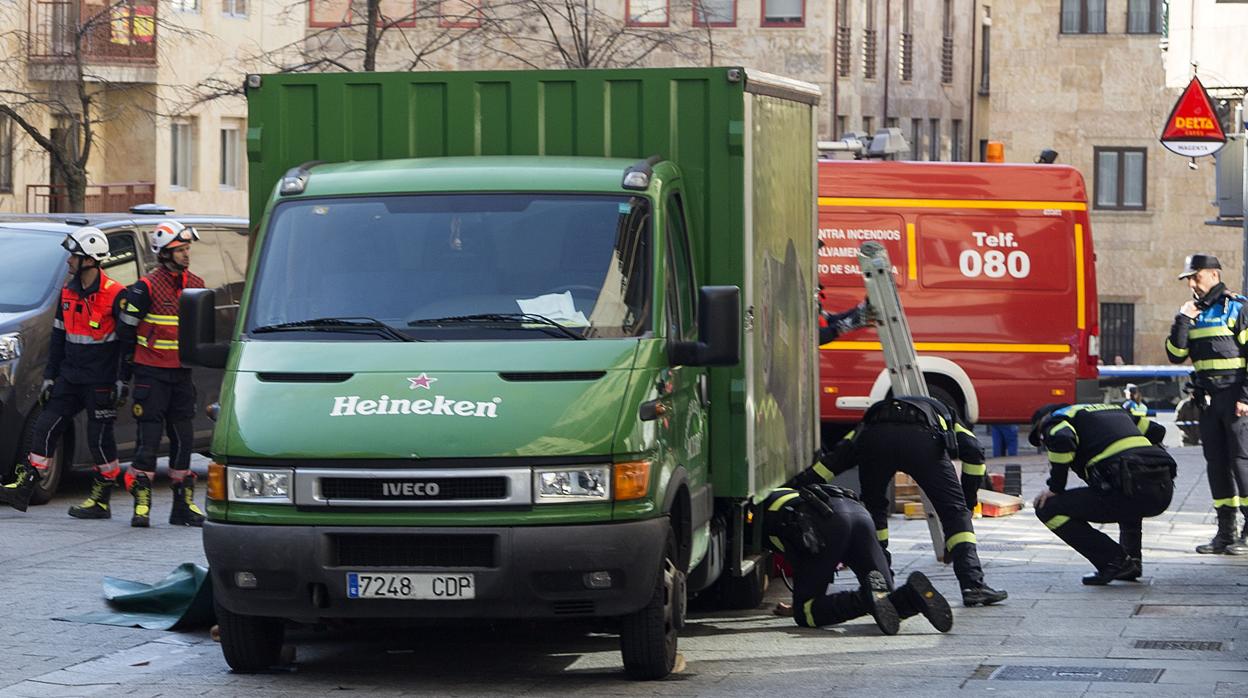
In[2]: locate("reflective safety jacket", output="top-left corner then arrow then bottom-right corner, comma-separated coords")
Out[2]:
1037,403 -> 1168,493
794,396 -> 987,485
46,272 -> 125,385
118,266 -> 204,373
1166,287 -> 1248,400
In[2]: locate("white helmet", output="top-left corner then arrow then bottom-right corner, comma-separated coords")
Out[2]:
149,220 -> 199,254
1124,383 -> 1139,399
61,227 -> 110,261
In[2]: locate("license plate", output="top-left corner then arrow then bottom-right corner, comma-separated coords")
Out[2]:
346,572 -> 475,600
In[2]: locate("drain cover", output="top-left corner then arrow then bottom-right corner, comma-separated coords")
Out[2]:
1134,640 -> 1223,651
988,666 -> 1163,683
910,542 -> 1024,551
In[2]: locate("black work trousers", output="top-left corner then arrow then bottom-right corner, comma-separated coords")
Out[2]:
130,365 -> 196,475
856,423 -> 986,590
789,494 -> 895,628
1035,472 -> 1173,570
1198,387 -> 1248,513
30,379 -> 117,466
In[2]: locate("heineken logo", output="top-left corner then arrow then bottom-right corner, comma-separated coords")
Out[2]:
330,394 -> 502,418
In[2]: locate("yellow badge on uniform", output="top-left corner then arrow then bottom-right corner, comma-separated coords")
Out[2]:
132,404 -> 143,417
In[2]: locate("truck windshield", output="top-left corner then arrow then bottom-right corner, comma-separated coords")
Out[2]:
0,229 -> 66,312
247,193 -> 651,340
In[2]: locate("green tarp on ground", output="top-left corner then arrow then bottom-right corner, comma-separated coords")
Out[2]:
56,562 -> 215,631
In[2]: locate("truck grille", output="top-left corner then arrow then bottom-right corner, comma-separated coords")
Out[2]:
320,476 -> 508,501
330,533 -> 497,568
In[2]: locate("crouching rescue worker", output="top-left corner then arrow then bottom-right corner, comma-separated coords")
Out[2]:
806,396 -> 1008,607
761,484 -> 953,634
1030,403 -> 1175,584
116,221 -> 205,528
1,229 -> 126,514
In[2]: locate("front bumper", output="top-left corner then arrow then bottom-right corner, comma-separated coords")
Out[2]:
204,517 -> 668,623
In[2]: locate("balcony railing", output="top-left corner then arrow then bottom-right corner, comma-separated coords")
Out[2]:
29,0 -> 157,65
862,29 -> 877,80
941,36 -> 954,84
27,182 -> 155,213
836,25 -> 851,78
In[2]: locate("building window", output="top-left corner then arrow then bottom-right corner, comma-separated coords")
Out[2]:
171,120 -> 194,190
223,0 -> 246,16
862,0 -> 877,79
885,116 -> 898,128
693,0 -> 735,26
940,0 -> 955,84
979,10 -> 991,96
929,118 -> 940,161
170,0 -> 198,11
836,0 -> 851,77
899,0 -> 913,81
219,123 -> 241,189
910,118 -> 921,160
1126,0 -> 1162,34
863,116 -> 874,138
951,119 -> 963,161
0,114 -> 11,194
627,0 -> 668,26
1094,147 -> 1146,210
836,115 -> 847,138
1061,0 -> 1106,34
762,0 -> 803,27
1100,302 -> 1135,364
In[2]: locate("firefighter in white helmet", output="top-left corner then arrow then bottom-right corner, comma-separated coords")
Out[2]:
116,220 -> 205,528
1,228 -> 128,515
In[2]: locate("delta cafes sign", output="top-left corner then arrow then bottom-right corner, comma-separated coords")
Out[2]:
1160,76 -> 1227,158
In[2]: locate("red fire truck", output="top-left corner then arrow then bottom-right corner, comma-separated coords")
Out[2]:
818,160 -> 1101,425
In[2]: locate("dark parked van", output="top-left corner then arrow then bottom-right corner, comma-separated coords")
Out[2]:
0,207 -> 248,502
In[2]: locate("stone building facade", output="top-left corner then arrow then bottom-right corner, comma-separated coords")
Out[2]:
987,0 -> 1229,365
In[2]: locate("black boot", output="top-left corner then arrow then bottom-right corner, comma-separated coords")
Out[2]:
0,464 -> 43,512
1119,525 -> 1143,580
68,474 -> 115,519
169,476 -> 205,527
860,570 -> 900,636
129,472 -> 152,528
1082,553 -> 1143,585
889,571 -> 952,633
961,585 -> 1008,607
1196,508 -> 1248,555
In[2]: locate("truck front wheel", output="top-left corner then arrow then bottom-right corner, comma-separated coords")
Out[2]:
215,599 -> 286,673
619,528 -> 685,680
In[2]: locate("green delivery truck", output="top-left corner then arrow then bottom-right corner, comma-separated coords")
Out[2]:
181,67 -> 820,680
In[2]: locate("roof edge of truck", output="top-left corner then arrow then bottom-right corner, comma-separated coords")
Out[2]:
817,160 -> 1089,204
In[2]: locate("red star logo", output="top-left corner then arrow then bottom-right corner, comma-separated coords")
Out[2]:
407,373 -> 437,390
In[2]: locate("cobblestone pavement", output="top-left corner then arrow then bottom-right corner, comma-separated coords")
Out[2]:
2,447 -> 1247,696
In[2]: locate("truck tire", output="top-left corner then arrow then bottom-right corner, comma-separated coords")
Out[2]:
19,406 -> 63,505
927,384 -> 964,422
215,599 -> 285,673
619,528 -> 685,680
715,555 -> 769,610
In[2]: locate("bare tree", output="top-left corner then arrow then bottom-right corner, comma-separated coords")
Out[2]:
0,0 -> 194,211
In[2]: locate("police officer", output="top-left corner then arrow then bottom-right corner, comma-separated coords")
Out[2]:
1164,254 -> 1248,554
1122,384 -> 1151,418
1,229 -> 126,515
116,221 -> 205,528
804,396 -> 1008,607
1030,403 -> 1175,584
761,484 -> 953,634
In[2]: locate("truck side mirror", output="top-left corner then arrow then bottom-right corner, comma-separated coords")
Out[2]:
669,286 -> 741,367
179,288 -> 229,369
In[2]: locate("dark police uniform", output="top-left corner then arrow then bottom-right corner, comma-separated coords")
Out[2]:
1032,404 -> 1175,583
761,484 -> 952,634
1164,269 -> 1248,553
802,396 -> 1006,606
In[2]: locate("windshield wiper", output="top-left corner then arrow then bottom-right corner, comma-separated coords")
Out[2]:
408,313 -> 586,340
252,317 -> 417,342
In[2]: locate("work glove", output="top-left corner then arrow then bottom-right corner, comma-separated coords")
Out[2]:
38,379 -> 54,406
112,380 -> 130,408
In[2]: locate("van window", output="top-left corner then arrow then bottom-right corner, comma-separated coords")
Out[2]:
916,215 -> 1071,292
0,229 -> 63,312
195,226 -> 249,303
102,232 -> 140,287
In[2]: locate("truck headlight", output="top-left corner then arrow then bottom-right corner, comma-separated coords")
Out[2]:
0,333 -> 20,361
228,467 -> 293,503
533,466 -> 611,503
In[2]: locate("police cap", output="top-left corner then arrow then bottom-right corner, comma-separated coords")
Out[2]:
1028,403 -> 1070,447
1178,254 -> 1222,280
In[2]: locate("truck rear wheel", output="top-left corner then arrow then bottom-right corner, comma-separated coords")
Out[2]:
215,599 -> 285,673
619,528 -> 685,680
715,555 -> 768,610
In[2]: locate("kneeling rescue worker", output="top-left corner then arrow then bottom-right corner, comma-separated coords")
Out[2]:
805,396 -> 1008,607
116,220 -> 205,527
761,483 -> 953,634
1,229 -> 126,513
1030,403 -> 1175,584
